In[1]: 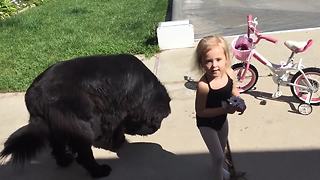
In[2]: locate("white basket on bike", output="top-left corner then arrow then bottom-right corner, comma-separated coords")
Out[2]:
231,35 -> 253,62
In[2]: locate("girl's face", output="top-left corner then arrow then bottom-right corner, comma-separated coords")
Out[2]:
201,46 -> 227,78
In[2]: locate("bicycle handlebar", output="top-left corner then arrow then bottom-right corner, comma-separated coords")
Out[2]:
247,14 -> 278,44
257,35 -> 278,44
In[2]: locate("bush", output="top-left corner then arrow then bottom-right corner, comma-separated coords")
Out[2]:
0,0 -> 17,19
0,0 -> 44,19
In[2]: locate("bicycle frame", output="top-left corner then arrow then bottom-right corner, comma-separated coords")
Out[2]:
241,49 -> 314,93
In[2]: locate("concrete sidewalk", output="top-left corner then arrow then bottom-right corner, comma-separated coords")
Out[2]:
0,30 -> 320,180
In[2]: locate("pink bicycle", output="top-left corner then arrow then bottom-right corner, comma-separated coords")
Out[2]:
231,14 -> 320,115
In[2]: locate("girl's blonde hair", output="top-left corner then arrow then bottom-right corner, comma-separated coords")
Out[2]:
195,35 -> 232,73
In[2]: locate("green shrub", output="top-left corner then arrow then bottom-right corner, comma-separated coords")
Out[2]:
0,0 -> 17,19
0,0 -> 44,19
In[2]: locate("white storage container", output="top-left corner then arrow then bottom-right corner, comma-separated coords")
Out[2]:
157,20 -> 194,50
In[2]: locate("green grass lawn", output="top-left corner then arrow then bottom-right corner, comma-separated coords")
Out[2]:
0,0 -> 168,92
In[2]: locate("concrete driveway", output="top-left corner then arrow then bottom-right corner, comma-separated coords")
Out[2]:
1,29 -> 320,179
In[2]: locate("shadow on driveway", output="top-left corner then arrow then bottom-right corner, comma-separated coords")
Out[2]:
0,142 -> 319,180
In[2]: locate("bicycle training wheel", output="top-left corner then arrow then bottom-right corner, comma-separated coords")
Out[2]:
298,103 -> 313,115
290,67 -> 320,105
232,63 -> 258,93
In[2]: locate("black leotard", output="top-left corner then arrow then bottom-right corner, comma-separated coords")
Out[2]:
196,75 -> 233,131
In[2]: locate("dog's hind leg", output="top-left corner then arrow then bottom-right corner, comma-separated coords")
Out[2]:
49,135 -> 74,167
71,141 -> 111,178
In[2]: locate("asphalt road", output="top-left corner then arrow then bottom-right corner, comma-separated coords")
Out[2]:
172,0 -> 320,39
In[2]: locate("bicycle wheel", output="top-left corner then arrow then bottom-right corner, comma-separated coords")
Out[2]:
290,67 -> 320,105
232,63 -> 258,93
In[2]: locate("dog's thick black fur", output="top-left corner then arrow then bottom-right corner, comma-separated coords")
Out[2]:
0,54 -> 171,178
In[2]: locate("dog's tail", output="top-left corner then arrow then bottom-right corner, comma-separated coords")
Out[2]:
0,119 -> 49,164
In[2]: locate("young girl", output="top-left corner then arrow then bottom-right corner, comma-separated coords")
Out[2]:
194,35 -> 245,180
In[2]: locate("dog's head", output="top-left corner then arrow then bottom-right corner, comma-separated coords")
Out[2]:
124,83 -> 171,136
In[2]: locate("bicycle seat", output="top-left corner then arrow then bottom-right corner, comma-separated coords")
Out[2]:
284,39 -> 313,53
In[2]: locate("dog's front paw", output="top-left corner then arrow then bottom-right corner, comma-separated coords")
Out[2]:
89,164 -> 112,178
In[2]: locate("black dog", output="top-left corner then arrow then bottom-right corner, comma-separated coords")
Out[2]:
0,54 -> 171,178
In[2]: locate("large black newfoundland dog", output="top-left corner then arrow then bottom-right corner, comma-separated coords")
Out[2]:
0,54 -> 171,178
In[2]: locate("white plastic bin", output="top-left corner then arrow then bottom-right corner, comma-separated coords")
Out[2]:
157,20 -> 194,50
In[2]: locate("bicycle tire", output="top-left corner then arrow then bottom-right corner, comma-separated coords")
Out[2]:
290,67 -> 320,105
232,63 -> 258,93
